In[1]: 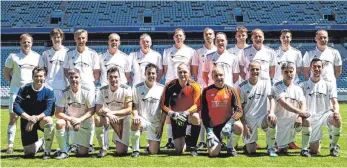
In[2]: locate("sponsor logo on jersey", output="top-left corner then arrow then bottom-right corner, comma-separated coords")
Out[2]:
248,93 -> 264,100
212,100 -> 228,107
142,97 -> 160,104
50,60 -> 64,65
68,102 -> 85,108
105,100 -> 124,107
19,64 -> 36,70
73,62 -> 90,67
308,92 -> 326,98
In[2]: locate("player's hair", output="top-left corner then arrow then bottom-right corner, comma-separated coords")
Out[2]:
281,61 -> 295,70
249,60 -> 262,71
109,33 -> 120,41
251,28 -> 264,37
203,27 -> 214,34
236,26 -> 248,33
20,33 -> 33,42
310,58 -> 324,68
140,33 -> 151,41
68,68 -> 80,77
280,29 -> 292,38
50,28 -> 64,40
212,66 -> 224,76
145,63 -> 158,73
216,32 -> 227,39
107,66 -> 120,76
174,28 -> 185,36
316,29 -> 328,36
74,29 -> 88,38
177,62 -> 189,71
32,66 -> 46,77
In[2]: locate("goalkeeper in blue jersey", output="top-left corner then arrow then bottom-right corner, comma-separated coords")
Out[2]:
13,67 -> 55,159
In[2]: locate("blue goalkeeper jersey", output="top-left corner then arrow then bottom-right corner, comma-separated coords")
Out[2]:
13,83 -> 55,116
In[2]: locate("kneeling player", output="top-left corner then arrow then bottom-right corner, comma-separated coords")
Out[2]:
55,69 -> 96,159
13,67 -> 55,159
161,63 -> 201,156
130,63 -> 165,157
94,67 -> 133,157
201,67 -> 243,157
273,63 -> 311,157
300,58 -> 342,157
238,61 -> 277,157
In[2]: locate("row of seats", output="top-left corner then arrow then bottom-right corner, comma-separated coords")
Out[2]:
2,1 -> 346,27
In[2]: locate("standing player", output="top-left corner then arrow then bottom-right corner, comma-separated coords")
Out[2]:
227,26 -> 249,85
160,63 -> 201,156
240,29 -> 276,81
94,67 -> 132,157
162,28 -> 196,148
3,33 -> 41,154
201,67 -> 243,157
273,29 -> 303,84
13,67 -> 55,159
303,29 -> 342,85
191,27 -> 216,149
300,58 -> 342,157
272,63 -> 311,157
238,61 -> 277,157
203,32 -> 239,87
130,63 -> 165,157
100,33 -> 131,86
55,69 -> 96,159
128,33 -> 163,86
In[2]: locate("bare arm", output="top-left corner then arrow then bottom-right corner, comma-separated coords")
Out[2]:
335,66 -> 342,79
296,66 -> 302,77
157,69 -> 163,82
269,66 -> 275,79
303,67 -> 310,80
192,65 -> 198,81
95,104 -> 103,116
55,106 -> 73,121
93,69 -> 100,82
233,73 -> 239,84
78,107 -> 95,122
240,65 -> 246,80
108,101 -> 132,116
163,65 -> 168,78
3,67 -> 12,82
125,72 -> 132,85
203,72 -> 209,86
268,95 -> 275,115
64,68 -> 70,79
277,98 -> 304,114
331,97 -> 340,113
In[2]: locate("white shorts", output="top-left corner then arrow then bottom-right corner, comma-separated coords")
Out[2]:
112,115 -> 131,146
9,93 -> 17,113
276,117 -> 297,148
243,114 -> 267,144
54,90 -> 64,104
140,116 -> 160,142
68,119 -> 94,148
310,112 -> 332,143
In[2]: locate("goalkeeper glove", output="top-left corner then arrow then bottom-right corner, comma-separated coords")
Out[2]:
176,111 -> 189,127
221,118 -> 236,137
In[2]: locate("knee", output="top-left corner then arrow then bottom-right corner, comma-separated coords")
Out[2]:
9,114 -> 19,125
42,116 -> 53,124
56,119 -> 66,129
131,123 -> 141,131
189,113 -> 200,125
208,144 -> 221,157
245,143 -> 257,154
149,147 -> 159,155
302,118 -> 310,127
76,146 -> 89,157
232,121 -> 243,135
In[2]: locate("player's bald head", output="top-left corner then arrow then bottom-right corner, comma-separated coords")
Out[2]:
212,66 -> 224,76
251,29 -> 264,37
316,29 -> 328,37
249,60 -> 262,71
177,63 -> 189,71
109,33 -> 120,40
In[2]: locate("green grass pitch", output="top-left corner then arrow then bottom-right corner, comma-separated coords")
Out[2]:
1,105 -> 347,167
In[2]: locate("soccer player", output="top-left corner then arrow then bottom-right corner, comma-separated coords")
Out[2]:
3,33 -> 40,154
55,69 -> 96,159
203,32 -> 239,87
130,63 -> 165,157
191,27 -> 216,149
161,63 -> 201,156
162,28 -> 196,148
128,33 -> 163,86
201,67 -> 243,157
94,67 -> 132,157
240,29 -> 276,81
272,62 -> 311,157
227,26 -> 249,85
303,30 -> 342,86
300,58 -> 342,157
238,61 -> 277,157
13,67 -> 55,159
100,33 -> 131,86
273,29 -> 303,84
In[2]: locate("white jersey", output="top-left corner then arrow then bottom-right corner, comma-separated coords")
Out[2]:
240,45 -> 276,80
303,47 -> 342,85
272,81 -> 305,125
39,46 -> 69,90
274,47 -> 303,84
227,44 -> 249,85
132,82 -> 164,123
299,78 -> 336,119
64,47 -> 100,89
5,50 -> 40,93
95,84 -> 132,119
128,49 -> 162,86
238,79 -> 271,120
163,45 -> 195,83
192,45 -> 217,80
203,50 -> 240,86
99,50 -> 130,86
57,86 -> 95,124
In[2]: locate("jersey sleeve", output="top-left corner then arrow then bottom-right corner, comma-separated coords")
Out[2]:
232,57 -> 240,73
124,87 -> 133,103
125,54 -> 132,73
39,52 -> 47,68
328,82 -> 338,99
239,52 -> 246,67
273,84 -> 285,101
296,51 -> 303,68
13,87 -> 25,116
86,90 -> 96,108
191,50 -> 200,66
201,88 -> 211,129
162,48 -> 169,66
95,89 -> 104,105
157,52 -> 163,70
302,51 -> 310,67
63,52 -> 70,69
186,83 -> 201,113
92,52 -> 100,70
42,88 -> 55,116
5,54 -> 14,68
132,87 -> 139,109
237,86 -> 246,104
333,50 -> 342,66
161,83 -> 171,113
298,88 -> 306,102
56,91 -> 66,108
230,87 -> 243,121
202,56 -> 210,72
270,50 -> 277,66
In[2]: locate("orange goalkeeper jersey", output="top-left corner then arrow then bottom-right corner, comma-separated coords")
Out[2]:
201,84 -> 243,127
161,79 -> 201,114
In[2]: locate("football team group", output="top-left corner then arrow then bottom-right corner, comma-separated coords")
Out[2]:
3,27 -> 342,160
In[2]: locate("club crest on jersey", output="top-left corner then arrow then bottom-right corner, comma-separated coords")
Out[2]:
26,95 -> 30,99
173,92 -> 177,96
141,92 -> 145,95
105,96 -> 108,99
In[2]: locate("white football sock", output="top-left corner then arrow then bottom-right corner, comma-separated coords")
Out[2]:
43,123 -> 55,153
7,124 -> 16,147
89,123 -> 95,145
35,138 -> 44,154
330,125 -> 341,149
95,126 -> 106,150
167,124 -> 173,139
56,128 -> 68,153
301,127 -> 311,150
131,130 -> 140,152
266,127 -> 276,149
199,124 -> 206,142
104,126 -> 109,149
